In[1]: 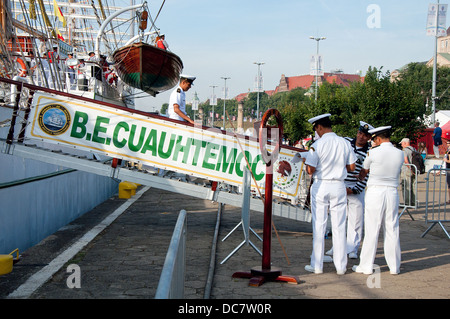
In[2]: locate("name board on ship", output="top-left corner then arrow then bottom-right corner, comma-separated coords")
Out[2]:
25,93 -> 304,200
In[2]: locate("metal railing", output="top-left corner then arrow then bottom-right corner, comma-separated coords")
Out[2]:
399,163 -> 418,219
423,168 -> 450,239
155,209 -> 187,299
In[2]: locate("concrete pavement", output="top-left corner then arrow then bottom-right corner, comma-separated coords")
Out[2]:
0,173 -> 449,299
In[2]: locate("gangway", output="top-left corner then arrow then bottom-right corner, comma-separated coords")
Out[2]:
0,77 -> 311,223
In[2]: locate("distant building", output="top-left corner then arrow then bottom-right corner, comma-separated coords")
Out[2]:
391,27 -> 450,82
234,71 -> 364,101
426,27 -> 450,68
274,71 -> 363,94
235,89 -> 276,102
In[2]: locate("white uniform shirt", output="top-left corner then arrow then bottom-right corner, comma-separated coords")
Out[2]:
363,142 -> 404,188
305,132 -> 357,181
168,86 -> 186,121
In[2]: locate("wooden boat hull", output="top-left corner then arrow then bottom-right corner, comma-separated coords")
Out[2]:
112,42 -> 183,96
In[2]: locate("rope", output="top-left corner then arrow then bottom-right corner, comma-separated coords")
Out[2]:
90,0 -> 111,53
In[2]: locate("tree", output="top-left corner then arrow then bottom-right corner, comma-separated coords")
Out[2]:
273,67 -> 428,144
397,62 -> 450,111
160,103 -> 168,115
243,92 -> 270,118
276,88 -> 312,143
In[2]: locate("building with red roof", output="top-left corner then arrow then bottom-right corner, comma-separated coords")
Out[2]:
234,71 -> 364,100
274,71 -> 364,94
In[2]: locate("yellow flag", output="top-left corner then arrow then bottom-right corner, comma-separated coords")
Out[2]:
53,0 -> 66,28
55,27 -> 65,41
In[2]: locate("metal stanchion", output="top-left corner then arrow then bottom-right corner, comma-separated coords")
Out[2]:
220,167 -> 262,264
231,109 -> 299,286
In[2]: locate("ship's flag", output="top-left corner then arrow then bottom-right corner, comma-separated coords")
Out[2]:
55,27 -> 65,41
53,0 -> 66,27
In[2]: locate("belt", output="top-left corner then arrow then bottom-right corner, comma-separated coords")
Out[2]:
314,179 -> 344,183
367,185 -> 397,189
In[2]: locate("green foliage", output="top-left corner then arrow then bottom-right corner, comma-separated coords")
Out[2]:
267,66 -> 429,144
162,64 -> 442,144
160,103 -> 168,115
397,62 -> 450,109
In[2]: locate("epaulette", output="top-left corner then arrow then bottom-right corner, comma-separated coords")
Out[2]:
310,147 -> 315,152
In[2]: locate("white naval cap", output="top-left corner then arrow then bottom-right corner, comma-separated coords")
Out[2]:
307,113 -> 331,125
359,121 -> 374,134
180,74 -> 196,85
368,126 -> 391,138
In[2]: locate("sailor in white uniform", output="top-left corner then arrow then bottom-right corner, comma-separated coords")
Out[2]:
353,126 -> 404,275
168,75 -> 195,124
326,121 -> 373,259
304,114 -> 357,275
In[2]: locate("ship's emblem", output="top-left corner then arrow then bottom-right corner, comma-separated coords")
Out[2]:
38,104 -> 71,136
274,156 -> 300,191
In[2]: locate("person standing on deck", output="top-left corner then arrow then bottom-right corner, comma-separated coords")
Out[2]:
168,75 -> 195,124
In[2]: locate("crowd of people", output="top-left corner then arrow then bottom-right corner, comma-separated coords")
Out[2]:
165,81 -> 414,275
14,42 -> 118,93
150,68 -> 450,277
293,114 -> 406,275
63,51 -> 119,91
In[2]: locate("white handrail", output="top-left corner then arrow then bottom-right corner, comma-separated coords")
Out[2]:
95,1 -> 147,56
124,30 -> 158,46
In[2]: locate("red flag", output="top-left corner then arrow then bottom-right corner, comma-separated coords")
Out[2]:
56,28 -> 65,41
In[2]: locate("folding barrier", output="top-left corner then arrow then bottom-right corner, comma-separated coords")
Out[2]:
399,163 -> 418,220
423,168 -> 450,239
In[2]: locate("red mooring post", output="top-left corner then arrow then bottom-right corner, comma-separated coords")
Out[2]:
231,109 -> 299,287
262,156 -> 273,271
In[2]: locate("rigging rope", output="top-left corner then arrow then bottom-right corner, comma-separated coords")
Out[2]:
28,0 -> 37,20
36,0 -> 53,28
90,0 -> 111,54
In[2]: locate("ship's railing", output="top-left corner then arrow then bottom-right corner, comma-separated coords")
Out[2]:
3,55 -> 127,106
64,61 -> 111,94
155,209 -> 187,299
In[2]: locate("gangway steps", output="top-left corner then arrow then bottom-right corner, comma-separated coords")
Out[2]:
1,140 -> 311,223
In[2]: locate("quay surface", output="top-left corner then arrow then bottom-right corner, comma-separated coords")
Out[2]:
0,174 -> 449,300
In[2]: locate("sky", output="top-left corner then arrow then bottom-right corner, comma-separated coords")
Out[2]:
132,0 -> 439,112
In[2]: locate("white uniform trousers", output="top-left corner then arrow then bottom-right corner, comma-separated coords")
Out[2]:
359,186 -> 401,274
310,180 -> 347,273
346,191 -> 365,255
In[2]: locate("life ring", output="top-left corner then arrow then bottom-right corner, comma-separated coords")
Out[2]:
259,109 -> 283,165
16,57 -> 27,77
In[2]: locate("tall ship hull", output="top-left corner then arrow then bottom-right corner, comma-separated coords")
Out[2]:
0,0 -> 180,254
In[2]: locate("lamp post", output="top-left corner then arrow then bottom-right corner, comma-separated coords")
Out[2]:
309,36 -> 326,101
209,85 -> 218,126
254,62 -> 264,121
221,77 -> 230,129
432,0 -> 440,124
192,91 -> 199,123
